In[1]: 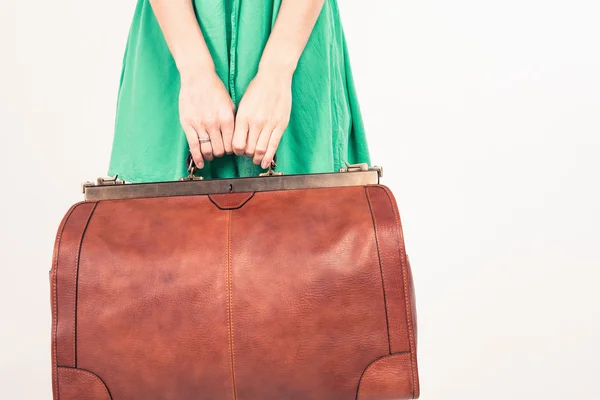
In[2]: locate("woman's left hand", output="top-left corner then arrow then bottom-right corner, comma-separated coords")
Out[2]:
232,69 -> 292,169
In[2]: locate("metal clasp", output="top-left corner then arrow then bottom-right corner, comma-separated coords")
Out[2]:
181,156 -> 205,181
81,175 -> 126,193
258,160 -> 284,177
339,162 -> 383,178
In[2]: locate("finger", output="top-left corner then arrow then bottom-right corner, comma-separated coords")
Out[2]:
261,126 -> 284,169
253,124 -> 274,166
208,126 -> 225,158
182,124 -> 204,169
221,109 -> 235,155
232,116 -> 249,156
245,121 -> 263,158
197,127 -> 214,161
221,121 -> 235,155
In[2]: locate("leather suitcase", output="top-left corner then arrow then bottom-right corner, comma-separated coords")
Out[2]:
50,163 -> 420,400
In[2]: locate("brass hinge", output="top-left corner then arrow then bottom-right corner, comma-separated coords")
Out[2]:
180,156 -> 206,181
258,161 -> 284,177
81,175 -> 126,193
180,175 -> 205,182
339,162 -> 383,178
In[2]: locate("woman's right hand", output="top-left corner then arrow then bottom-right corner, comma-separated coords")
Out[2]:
179,72 -> 235,169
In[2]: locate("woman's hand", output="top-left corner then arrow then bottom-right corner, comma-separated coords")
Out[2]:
180,72 -> 235,169
149,0 -> 234,169
232,69 -> 293,169
230,0 -> 325,169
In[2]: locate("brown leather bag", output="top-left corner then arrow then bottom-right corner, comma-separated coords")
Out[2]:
50,163 -> 420,400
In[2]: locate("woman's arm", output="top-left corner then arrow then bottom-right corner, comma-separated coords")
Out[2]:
150,0 -> 235,169
149,0 -> 213,77
258,0 -> 326,77
232,0 -> 326,169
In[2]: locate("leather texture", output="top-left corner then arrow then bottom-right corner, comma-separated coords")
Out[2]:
209,192 -> 255,210
51,184 -> 419,399
57,367 -> 112,400
357,353 -> 414,400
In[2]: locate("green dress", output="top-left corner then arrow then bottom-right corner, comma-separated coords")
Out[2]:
108,0 -> 371,182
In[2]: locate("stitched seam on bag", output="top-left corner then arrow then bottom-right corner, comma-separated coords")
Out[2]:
58,367 -> 111,400
365,187 -> 392,355
379,186 -> 417,398
53,201 -> 85,400
226,210 -> 238,400
355,352 -> 411,400
73,202 -> 98,367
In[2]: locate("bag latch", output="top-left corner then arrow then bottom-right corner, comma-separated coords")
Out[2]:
339,162 -> 383,178
81,176 -> 126,193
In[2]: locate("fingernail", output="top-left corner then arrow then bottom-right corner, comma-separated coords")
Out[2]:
261,161 -> 268,169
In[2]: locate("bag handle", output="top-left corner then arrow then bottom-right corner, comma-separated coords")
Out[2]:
183,153 -> 280,180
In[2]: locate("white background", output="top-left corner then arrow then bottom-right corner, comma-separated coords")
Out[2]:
1,0 -> 599,399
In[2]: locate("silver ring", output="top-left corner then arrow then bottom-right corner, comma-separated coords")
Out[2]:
198,137 -> 211,144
